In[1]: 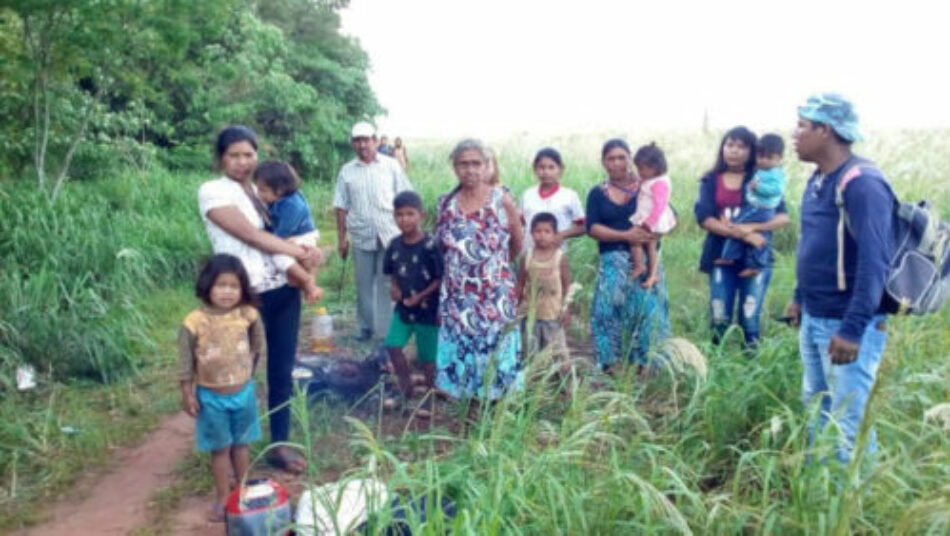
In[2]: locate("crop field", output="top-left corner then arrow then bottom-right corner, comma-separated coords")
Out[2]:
1,128 -> 948,534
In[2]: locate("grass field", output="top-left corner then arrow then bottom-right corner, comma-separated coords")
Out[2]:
1,128 -> 948,533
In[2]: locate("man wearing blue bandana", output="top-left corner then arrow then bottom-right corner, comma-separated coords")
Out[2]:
786,93 -> 896,464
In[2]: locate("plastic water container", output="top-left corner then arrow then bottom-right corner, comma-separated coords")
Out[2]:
225,477 -> 292,535
310,307 -> 334,353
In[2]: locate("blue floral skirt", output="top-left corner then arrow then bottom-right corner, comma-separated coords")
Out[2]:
436,324 -> 523,400
590,249 -> 671,366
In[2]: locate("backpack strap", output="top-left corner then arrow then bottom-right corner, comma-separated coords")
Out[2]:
834,165 -> 866,291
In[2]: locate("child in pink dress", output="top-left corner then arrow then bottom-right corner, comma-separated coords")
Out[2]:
629,143 -> 677,288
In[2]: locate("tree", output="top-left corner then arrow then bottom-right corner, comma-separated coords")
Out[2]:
0,0 -> 381,187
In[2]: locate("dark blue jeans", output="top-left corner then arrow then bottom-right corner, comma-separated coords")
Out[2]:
259,284 -> 301,443
721,206 -> 775,270
708,264 -> 772,345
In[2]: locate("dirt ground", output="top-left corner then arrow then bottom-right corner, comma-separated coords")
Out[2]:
9,386 -> 459,535
10,315 -> 593,536
10,412 -> 194,536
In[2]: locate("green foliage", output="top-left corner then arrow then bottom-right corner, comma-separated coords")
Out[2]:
315,130 -> 949,534
0,129 -> 948,533
0,287 -> 192,530
0,170 -> 208,381
0,0 -> 379,186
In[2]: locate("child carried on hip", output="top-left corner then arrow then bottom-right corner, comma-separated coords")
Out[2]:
254,161 -> 324,304
628,143 -> 677,288
717,134 -> 787,278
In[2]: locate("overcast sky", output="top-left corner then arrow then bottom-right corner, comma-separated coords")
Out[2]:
340,0 -> 950,138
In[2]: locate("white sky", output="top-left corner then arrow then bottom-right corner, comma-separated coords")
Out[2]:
340,0 -> 950,138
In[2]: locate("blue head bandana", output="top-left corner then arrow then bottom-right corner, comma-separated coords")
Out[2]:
798,93 -> 864,142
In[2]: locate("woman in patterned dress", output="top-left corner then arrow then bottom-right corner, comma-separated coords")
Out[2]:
585,138 -> 671,373
435,139 -> 525,400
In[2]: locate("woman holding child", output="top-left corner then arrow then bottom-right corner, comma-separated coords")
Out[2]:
195,125 -> 319,473
586,139 -> 671,372
435,139 -> 525,400
693,126 -> 790,348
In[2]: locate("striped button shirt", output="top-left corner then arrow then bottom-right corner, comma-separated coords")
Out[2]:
333,153 -> 413,251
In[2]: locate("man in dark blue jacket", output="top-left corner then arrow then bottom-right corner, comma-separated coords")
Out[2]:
787,93 -> 895,464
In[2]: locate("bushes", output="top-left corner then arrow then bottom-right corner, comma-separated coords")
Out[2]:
0,170 -> 207,382
158,145 -> 212,173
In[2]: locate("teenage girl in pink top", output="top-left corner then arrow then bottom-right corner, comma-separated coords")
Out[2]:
629,143 -> 676,288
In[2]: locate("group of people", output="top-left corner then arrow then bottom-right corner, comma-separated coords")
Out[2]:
179,93 -> 897,520
377,134 -> 410,170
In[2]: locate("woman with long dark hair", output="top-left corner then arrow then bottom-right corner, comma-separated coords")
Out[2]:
693,126 -> 790,347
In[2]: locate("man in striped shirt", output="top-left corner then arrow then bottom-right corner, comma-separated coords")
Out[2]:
334,122 -> 415,341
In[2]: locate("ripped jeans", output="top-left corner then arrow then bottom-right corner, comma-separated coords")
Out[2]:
708,264 -> 772,346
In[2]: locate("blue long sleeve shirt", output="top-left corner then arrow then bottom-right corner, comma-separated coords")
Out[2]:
794,156 -> 895,342
747,167 -> 787,209
268,191 -> 316,238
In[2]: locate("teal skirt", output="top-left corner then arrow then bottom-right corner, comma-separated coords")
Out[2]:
590,250 -> 670,366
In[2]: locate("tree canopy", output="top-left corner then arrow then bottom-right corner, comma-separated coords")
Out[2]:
0,0 -> 380,194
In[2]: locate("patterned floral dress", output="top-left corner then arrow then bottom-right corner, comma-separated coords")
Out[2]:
435,187 -> 523,400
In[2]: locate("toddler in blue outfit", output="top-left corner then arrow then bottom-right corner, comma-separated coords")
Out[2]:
254,161 -> 324,303
719,133 -> 788,277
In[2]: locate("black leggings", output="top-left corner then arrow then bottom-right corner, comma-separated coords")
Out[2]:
259,284 -> 301,443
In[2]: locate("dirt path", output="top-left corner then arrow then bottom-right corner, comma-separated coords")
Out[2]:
10,323 -> 595,536
166,495 -> 224,535
12,412 -> 193,536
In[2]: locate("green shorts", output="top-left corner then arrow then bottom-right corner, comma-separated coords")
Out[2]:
384,314 -> 438,364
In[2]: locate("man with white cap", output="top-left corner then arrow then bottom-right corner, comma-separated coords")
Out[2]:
787,93 -> 896,464
333,122 -> 414,340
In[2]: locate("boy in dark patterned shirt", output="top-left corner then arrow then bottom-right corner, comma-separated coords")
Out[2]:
383,191 -> 443,406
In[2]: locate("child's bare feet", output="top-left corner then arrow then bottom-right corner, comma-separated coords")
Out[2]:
640,273 -> 659,289
303,284 -> 324,305
738,268 -> 760,278
630,263 -> 646,279
396,373 -> 413,399
208,502 -> 226,523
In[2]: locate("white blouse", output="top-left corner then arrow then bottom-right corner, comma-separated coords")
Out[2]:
197,177 -> 286,293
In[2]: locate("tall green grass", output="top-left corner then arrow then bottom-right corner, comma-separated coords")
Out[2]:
290,323 -> 947,533
0,128 -> 947,533
288,129 -> 949,534
0,171 -> 209,382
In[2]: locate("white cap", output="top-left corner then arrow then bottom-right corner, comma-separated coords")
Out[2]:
350,121 -> 376,139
